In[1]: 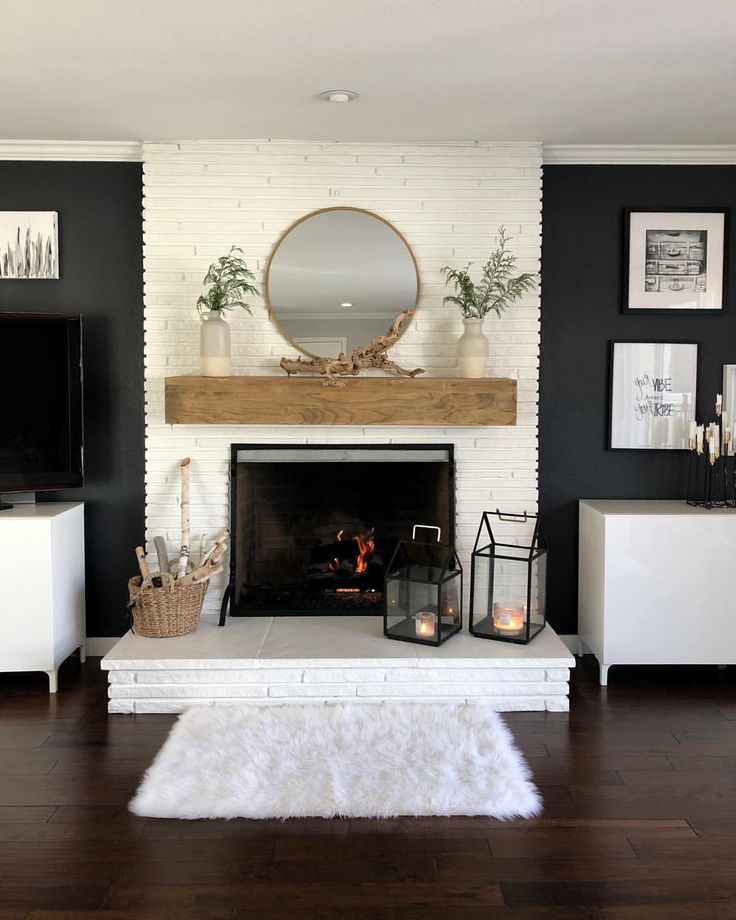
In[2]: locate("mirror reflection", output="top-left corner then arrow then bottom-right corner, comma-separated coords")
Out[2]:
266,208 -> 419,358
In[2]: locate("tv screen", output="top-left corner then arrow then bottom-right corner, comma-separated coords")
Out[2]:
0,313 -> 83,494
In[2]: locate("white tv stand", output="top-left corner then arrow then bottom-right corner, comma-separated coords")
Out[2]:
0,502 -> 86,692
579,500 -> 736,685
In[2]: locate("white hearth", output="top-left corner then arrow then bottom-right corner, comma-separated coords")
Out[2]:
102,617 -> 573,714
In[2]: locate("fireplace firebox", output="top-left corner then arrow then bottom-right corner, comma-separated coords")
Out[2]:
219,444 -> 455,622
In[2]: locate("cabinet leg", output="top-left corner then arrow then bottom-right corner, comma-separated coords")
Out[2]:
599,663 -> 610,686
79,643 -> 87,664
45,670 -> 58,694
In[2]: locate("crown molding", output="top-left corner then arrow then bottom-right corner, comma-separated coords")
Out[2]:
0,140 -> 143,162
544,145 -> 736,165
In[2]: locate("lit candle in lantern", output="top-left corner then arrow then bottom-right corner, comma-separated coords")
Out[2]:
414,611 -> 437,638
492,602 -> 525,635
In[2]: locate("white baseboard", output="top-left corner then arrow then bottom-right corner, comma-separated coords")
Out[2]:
86,637 -> 123,657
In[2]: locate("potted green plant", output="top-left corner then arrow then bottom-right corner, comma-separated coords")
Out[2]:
196,246 -> 258,376
442,226 -> 537,378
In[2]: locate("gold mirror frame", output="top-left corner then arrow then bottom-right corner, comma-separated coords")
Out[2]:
264,206 -> 420,359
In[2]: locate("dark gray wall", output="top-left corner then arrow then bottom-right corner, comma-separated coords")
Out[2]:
0,162 -> 144,636
540,166 -> 736,635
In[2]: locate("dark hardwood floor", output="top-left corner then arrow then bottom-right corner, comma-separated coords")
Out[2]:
1,656 -> 736,919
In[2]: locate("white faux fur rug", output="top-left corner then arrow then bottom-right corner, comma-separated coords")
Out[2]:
130,702 -> 541,820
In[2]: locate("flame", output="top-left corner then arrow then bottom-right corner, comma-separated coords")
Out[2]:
352,528 -> 375,574
327,527 -> 376,575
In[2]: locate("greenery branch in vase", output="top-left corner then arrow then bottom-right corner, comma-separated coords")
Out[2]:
197,246 -> 259,376
442,226 -> 537,378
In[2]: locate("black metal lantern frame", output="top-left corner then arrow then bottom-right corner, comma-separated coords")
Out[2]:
469,510 -> 547,645
383,525 -> 462,647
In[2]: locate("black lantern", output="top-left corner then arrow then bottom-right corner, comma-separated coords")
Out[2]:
469,510 -> 547,644
384,526 -> 462,646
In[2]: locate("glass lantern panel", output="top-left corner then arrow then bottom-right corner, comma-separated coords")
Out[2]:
492,543 -> 531,561
471,552 -> 493,632
385,574 -> 440,641
528,553 -> 547,633
438,575 -> 461,631
488,556 -> 528,637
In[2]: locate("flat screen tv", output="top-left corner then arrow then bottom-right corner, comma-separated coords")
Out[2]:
0,312 -> 83,504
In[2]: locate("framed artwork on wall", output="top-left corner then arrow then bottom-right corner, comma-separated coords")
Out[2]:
0,211 -> 59,279
623,208 -> 727,313
609,341 -> 698,450
723,365 -> 736,419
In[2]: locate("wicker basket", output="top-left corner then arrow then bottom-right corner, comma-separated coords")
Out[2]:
127,575 -> 207,638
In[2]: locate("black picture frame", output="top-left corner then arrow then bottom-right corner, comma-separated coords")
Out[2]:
622,207 -> 729,315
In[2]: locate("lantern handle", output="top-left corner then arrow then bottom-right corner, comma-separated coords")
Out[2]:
412,524 -> 441,543
495,509 -> 529,523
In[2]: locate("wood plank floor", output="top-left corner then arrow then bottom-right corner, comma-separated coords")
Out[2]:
1,656 -> 736,919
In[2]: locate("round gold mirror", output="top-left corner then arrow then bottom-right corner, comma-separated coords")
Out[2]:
265,207 -> 419,359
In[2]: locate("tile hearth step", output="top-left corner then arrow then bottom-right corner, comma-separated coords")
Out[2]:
101,617 -> 574,714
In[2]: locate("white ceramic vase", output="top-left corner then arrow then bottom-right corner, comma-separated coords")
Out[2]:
200,312 -> 231,376
456,317 -> 489,378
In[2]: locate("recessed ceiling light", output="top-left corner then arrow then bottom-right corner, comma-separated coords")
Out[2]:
339,302 -> 353,307
321,90 -> 358,104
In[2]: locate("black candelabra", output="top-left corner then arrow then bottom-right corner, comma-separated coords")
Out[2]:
686,396 -> 735,509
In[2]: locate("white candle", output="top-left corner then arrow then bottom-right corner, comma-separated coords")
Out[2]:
689,420 -> 697,449
492,602 -> 525,635
716,394 -> 723,416
414,611 -> 436,638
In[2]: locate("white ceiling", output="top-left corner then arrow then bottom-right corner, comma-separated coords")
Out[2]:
2,0 -> 735,144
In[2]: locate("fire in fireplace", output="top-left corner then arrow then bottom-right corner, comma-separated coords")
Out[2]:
220,444 -> 455,621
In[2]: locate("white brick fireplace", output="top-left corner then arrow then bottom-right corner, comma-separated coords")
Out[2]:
105,141 -> 571,713
142,140 -> 543,617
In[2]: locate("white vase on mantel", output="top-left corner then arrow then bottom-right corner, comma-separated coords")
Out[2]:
456,317 -> 489,378
200,312 -> 231,376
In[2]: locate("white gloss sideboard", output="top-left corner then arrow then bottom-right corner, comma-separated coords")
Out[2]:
0,502 -> 86,692
578,500 -> 736,685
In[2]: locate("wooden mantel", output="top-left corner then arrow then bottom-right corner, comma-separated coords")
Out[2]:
164,376 -> 517,427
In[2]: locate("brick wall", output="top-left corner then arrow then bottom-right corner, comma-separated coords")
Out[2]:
142,140 -> 542,616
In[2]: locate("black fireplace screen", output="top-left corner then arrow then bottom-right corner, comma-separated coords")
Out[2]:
227,444 -> 455,617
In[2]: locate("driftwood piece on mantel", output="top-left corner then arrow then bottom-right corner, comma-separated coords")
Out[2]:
279,310 -> 424,387
164,376 -> 517,427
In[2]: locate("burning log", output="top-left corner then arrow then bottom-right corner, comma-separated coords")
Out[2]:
309,538 -> 360,566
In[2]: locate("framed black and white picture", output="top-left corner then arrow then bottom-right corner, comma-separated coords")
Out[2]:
0,211 -> 59,279
623,208 -> 727,313
610,341 -> 698,450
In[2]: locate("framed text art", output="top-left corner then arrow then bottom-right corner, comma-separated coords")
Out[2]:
623,208 -> 727,313
609,341 -> 698,450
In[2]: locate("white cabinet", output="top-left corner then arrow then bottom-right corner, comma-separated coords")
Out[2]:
579,500 -> 736,685
0,503 -> 86,692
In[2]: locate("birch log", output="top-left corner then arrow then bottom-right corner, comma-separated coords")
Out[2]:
176,458 -> 191,579
199,532 -> 229,567
135,546 -> 152,587
178,562 -> 224,586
